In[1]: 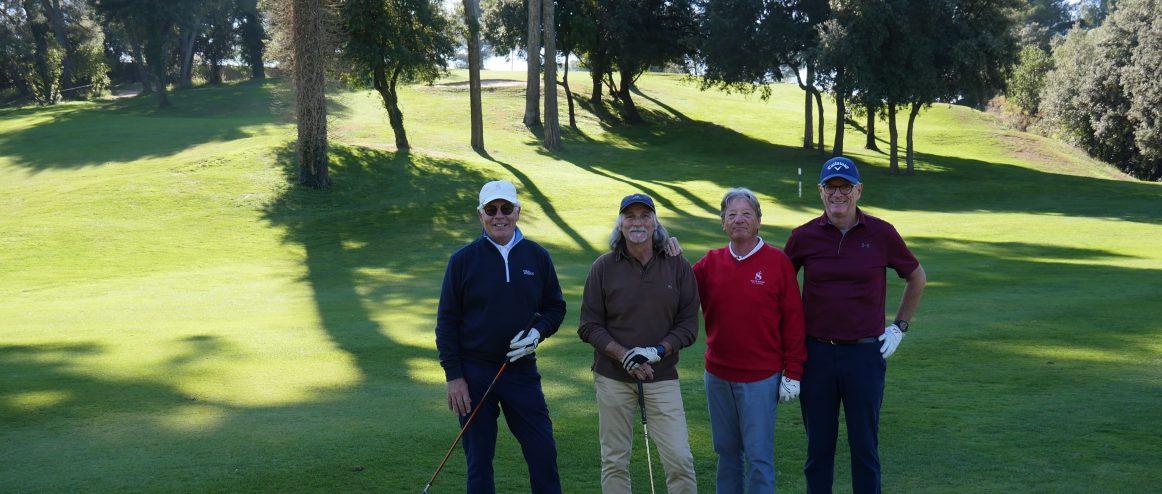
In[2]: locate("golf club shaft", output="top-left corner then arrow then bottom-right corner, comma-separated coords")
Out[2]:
422,360 -> 508,493
421,312 -> 541,493
637,381 -> 657,494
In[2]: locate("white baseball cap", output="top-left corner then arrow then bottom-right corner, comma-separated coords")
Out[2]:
478,180 -> 521,209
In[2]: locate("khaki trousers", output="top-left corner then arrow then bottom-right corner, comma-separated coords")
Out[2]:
594,373 -> 697,494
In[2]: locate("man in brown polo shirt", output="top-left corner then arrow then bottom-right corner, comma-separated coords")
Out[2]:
579,193 -> 700,494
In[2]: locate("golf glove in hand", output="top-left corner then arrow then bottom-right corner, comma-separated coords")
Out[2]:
879,324 -> 905,359
621,346 -> 662,373
779,376 -> 801,403
506,328 -> 541,362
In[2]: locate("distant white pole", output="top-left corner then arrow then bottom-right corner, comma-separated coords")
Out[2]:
798,168 -> 802,198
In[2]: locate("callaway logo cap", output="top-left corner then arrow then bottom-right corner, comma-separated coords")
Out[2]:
479,180 -> 521,208
819,156 -> 861,185
619,193 -> 655,213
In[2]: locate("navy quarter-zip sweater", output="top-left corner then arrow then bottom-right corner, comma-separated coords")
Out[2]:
436,228 -> 567,382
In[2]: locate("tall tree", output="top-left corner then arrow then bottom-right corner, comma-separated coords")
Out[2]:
22,0 -> 60,103
463,0 -> 485,150
292,0 -> 329,187
238,0 -> 266,79
197,0 -> 238,85
1042,0 -> 1162,180
541,0 -> 560,149
699,0 -> 830,150
523,0 -> 540,126
599,0 -> 698,123
340,0 -> 455,150
93,0 -> 184,106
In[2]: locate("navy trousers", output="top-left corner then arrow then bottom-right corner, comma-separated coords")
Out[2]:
460,360 -> 561,494
801,339 -> 886,494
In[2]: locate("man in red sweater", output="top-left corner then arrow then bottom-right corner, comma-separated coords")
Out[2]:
692,187 -> 807,493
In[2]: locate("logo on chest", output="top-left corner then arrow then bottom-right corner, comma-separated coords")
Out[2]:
522,269 -> 535,276
750,270 -> 765,285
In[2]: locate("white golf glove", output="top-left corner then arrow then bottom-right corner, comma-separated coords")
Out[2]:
779,376 -> 800,403
879,324 -> 905,359
506,328 -> 541,362
621,346 -> 663,373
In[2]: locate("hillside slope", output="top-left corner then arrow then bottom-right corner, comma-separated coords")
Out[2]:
1,73 -> 1159,493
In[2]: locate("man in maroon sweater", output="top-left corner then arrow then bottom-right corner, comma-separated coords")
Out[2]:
692,187 -> 806,494
785,156 -> 926,494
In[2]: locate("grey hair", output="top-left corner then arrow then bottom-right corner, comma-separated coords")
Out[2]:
720,188 -> 762,220
608,212 -> 670,252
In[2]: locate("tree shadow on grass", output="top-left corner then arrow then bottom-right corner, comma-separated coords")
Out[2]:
872,236 -> 1162,491
261,143 -> 491,378
856,149 -> 1162,225
475,149 -> 601,259
3,151 -> 1160,492
0,80 -> 351,171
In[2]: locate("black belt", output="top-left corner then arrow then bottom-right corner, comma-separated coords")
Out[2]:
809,336 -> 878,346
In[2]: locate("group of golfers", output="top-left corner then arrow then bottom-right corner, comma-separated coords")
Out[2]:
435,155 -> 927,494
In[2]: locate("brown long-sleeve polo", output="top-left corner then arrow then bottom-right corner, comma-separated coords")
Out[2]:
578,248 -> 700,383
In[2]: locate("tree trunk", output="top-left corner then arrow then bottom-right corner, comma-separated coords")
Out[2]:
41,0 -> 72,98
888,101 -> 899,174
541,0 -> 560,150
832,68 -> 846,156
803,64 -> 813,149
617,67 -> 641,124
906,102 -> 921,174
145,29 -> 171,107
179,29 -> 196,90
865,108 -> 879,151
134,42 -> 152,94
814,89 -> 825,153
210,59 -> 223,85
374,64 -> 409,150
293,0 -> 330,188
23,0 -> 58,104
464,0 -> 485,151
241,9 -> 266,80
588,54 -> 607,104
523,0 -> 541,127
562,51 -> 576,128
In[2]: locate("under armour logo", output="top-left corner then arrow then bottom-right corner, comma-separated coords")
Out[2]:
861,242 -> 871,249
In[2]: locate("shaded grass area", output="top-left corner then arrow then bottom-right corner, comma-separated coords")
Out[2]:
2,73 -> 1160,493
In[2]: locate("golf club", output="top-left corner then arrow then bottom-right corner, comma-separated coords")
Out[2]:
637,380 -> 657,494
421,312 -> 540,494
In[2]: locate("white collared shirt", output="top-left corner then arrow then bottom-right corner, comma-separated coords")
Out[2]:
729,237 -> 765,262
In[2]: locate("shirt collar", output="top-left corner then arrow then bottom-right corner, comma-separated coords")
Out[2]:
483,227 -> 523,250
614,240 -> 666,262
728,237 -> 765,261
815,208 -> 866,230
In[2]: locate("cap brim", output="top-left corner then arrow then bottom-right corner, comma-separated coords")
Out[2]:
620,201 -> 654,212
818,174 -> 859,185
479,195 -> 520,208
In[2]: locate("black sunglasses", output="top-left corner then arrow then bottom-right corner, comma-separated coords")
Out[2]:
483,204 -> 515,216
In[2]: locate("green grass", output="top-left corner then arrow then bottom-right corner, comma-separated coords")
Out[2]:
2,72 -> 1160,493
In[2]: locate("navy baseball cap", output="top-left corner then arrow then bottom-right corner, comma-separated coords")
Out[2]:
819,156 -> 861,185
619,193 -> 655,213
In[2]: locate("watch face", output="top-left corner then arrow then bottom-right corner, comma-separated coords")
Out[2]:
896,320 -> 909,332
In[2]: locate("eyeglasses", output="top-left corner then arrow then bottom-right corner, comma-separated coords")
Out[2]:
482,204 -> 515,216
822,184 -> 855,195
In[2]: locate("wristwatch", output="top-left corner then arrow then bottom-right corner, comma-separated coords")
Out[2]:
893,320 -> 910,333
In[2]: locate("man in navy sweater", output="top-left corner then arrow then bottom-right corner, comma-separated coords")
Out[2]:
436,179 -> 567,493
